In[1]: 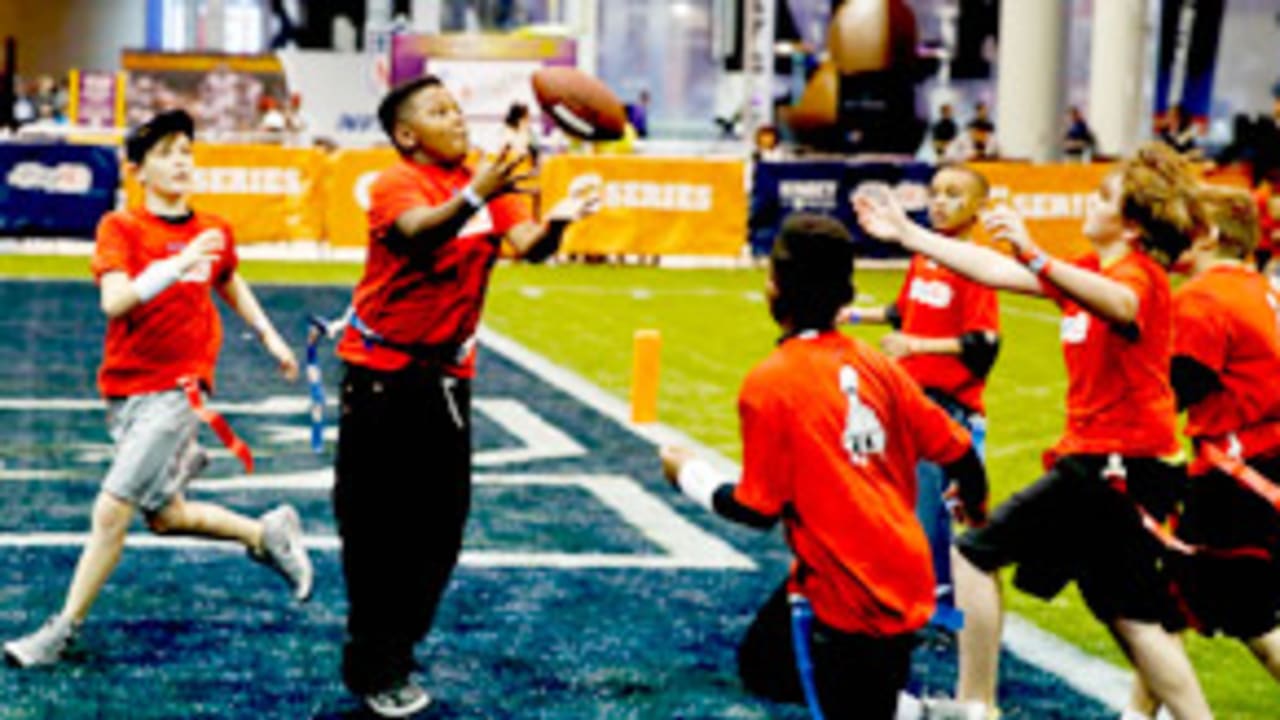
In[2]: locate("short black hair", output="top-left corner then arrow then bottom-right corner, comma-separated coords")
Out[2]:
125,109 -> 195,164
377,75 -> 444,145
504,102 -> 529,128
770,213 -> 856,330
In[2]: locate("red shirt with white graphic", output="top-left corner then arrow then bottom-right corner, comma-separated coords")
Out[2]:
1043,250 -> 1179,458
336,159 -> 531,378
733,331 -> 972,635
895,254 -> 1000,413
91,208 -> 238,397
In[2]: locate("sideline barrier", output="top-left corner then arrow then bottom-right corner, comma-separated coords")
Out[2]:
539,155 -> 748,256
0,143 -> 119,238
124,144 -> 327,243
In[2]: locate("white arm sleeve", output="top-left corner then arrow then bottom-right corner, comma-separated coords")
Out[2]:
677,458 -> 728,512
132,257 -> 184,303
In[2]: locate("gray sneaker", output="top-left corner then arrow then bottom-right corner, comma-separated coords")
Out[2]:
251,505 -> 314,602
365,678 -> 432,718
4,615 -> 79,668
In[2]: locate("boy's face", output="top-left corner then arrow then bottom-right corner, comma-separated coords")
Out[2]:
394,85 -> 469,163
136,132 -> 194,197
928,168 -> 985,234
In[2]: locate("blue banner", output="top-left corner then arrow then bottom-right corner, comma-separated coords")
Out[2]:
0,143 -> 119,238
1153,0 -> 1225,122
750,159 -> 935,257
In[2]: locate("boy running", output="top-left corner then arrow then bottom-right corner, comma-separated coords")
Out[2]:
5,110 -> 313,668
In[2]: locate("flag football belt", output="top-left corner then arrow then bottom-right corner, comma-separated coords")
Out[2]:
177,375 -> 253,473
303,308 -> 465,454
1102,453 -> 1271,563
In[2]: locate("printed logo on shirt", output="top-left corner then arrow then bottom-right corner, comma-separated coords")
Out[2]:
907,278 -> 954,309
1060,311 -> 1090,344
839,366 -> 887,465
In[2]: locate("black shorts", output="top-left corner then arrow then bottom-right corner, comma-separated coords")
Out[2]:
956,454 -> 1185,626
1170,454 -> 1280,639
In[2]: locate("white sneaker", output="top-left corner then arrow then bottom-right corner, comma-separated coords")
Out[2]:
364,678 -> 432,718
4,615 -> 79,668
252,504 -> 314,602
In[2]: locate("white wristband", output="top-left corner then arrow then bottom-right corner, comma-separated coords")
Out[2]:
132,257 -> 183,303
460,184 -> 484,209
677,458 -> 726,512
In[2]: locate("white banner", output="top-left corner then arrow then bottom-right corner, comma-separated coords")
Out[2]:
276,50 -> 390,144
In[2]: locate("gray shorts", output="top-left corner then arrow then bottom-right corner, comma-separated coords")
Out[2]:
102,389 -> 204,513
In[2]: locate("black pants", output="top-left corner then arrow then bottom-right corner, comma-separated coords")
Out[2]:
738,582 -> 917,719
333,362 -> 472,695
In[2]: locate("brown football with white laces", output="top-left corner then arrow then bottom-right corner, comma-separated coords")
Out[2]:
531,67 -> 628,141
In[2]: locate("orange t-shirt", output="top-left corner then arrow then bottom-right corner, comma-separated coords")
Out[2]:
1174,264 -> 1280,444
895,254 -> 1000,413
336,159 -> 531,378
90,208 -> 238,397
733,331 -> 972,635
1045,250 -> 1179,457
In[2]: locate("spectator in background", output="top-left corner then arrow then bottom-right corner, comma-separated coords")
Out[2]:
626,90 -> 650,139
945,104 -> 998,162
13,76 -> 36,126
500,102 -> 537,163
1159,103 -> 1199,157
1215,114 -> 1259,169
930,103 -> 958,159
1063,106 -> 1096,161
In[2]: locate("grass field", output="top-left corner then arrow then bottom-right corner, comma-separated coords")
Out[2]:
2,255 -> 1277,718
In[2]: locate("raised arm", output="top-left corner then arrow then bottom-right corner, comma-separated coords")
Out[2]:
982,206 -> 1138,326
393,146 -> 532,249
99,229 -> 223,319
504,178 -> 602,261
853,194 -> 1043,295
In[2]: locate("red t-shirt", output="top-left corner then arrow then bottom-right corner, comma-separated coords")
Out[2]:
1174,264 -> 1280,444
336,159 -> 532,378
90,208 -> 238,397
732,331 -> 972,635
895,254 -> 1000,413
1045,250 -> 1179,457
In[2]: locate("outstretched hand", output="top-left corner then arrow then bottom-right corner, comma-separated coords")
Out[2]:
852,188 -> 912,244
547,175 -> 603,223
981,204 -> 1039,257
471,144 -> 531,200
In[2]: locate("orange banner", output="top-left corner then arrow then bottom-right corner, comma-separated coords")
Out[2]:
124,144 -> 327,243
323,148 -> 401,248
970,162 -> 1115,259
540,155 -> 748,256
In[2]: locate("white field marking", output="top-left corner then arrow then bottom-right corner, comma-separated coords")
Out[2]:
254,397 -> 586,465
0,469 -> 79,480
0,395 -> 334,415
475,325 -> 1132,713
985,438 -> 1051,460
67,443 -> 238,465
472,398 -> 587,466
519,286 -> 546,299
0,472 -> 755,570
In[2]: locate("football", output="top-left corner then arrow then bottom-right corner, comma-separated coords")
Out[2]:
828,0 -> 919,75
531,67 -> 628,141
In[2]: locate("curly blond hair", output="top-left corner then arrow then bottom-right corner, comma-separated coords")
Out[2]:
1196,185 -> 1260,260
1118,142 -> 1207,267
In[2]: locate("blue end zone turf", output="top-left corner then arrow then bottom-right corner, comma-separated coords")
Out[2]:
0,281 -> 1115,718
